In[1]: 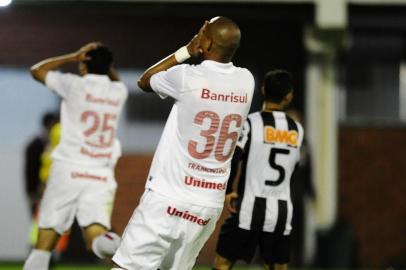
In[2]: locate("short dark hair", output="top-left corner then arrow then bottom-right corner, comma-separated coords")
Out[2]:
263,70 -> 294,103
85,46 -> 113,75
42,112 -> 58,129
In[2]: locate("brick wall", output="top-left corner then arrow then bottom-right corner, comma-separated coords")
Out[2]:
338,127 -> 406,267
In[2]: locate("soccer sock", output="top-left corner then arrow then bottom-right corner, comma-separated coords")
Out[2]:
23,249 -> 52,270
92,232 -> 121,259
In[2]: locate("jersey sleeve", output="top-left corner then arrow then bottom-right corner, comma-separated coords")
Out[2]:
236,118 -> 251,152
149,65 -> 186,100
45,71 -> 80,100
296,122 -> 305,162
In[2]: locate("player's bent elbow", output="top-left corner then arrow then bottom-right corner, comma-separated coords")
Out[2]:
30,67 -> 45,83
137,77 -> 151,92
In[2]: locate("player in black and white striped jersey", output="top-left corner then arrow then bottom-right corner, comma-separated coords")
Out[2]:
213,70 -> 304,270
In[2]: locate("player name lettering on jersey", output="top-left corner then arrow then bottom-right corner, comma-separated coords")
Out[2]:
86,93 -> 120,107
85,140 -> 109,149
188,162 -> 227,174
71,171 -> 107,182
201,88 -> 248,104
264,127 -> 298,146
184,176 -> 226,191
80,147 -> 112,159
167,206 -> 210,226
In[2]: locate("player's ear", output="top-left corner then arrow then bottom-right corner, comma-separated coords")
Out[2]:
283,91 -> 294,107
202,37 -> 213,53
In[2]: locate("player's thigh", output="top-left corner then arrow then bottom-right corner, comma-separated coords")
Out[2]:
76,171 -> 117,230
216,215 -> 259,264
113,190 -> 177,270
38,161 -> 81,235
260,232 -> 291,266
160,205 -> 222,270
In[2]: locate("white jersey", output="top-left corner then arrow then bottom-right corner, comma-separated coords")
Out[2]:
45,71 -> 128,168
147,60 -> 255,208
236,111 -> 304,234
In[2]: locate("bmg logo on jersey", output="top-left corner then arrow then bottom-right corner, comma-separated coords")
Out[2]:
264,127 -> 298,147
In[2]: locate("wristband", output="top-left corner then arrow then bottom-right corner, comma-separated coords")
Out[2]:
174,46 -> 191,63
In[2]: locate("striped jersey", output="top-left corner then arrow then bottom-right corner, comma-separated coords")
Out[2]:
233,110 -> 304,235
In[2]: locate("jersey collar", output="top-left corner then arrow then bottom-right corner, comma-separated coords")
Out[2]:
84,74 -> 110,81
201,60 -> 235,73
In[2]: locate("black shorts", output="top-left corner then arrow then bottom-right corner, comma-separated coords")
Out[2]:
216,214 -> 291,265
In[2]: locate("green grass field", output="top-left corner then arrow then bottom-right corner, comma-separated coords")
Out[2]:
0,264 -> 263,270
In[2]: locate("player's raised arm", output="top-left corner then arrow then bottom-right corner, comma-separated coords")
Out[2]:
30,42 -> 101,84
137,22 -> 208,92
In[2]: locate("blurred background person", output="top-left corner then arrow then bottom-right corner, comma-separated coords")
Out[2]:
24,112 -> 58,217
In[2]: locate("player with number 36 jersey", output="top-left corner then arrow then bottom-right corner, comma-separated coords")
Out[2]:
112,17 -> 254,270
146,50 -> 254,208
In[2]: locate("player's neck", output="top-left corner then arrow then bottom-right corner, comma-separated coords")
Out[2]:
262,102 -> 284,112
204,53 -> 231,64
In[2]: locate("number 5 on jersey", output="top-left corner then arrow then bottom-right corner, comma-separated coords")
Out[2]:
265,148 -> 290,186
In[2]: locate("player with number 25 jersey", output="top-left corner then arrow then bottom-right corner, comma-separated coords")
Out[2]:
23,43 -> 127,270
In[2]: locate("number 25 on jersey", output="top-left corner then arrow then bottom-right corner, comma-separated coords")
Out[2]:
81,110 -> 117,148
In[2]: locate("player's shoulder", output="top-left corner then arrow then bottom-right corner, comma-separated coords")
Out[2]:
247,111 -> 262,121
284,113 -> 304,131
112,81 -> 129,98
232,65 -> 255,80
156,64 -> 189,80
167,63 -> 189,74
47,70 -> 80,81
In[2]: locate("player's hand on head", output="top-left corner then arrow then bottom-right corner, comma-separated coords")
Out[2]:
225,192 -> 238,214
186,21 -> 208,58
76,41 -> 102,61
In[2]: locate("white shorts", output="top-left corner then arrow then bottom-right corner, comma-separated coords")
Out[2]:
38,160 -> 117,235
112,189 -> 222,270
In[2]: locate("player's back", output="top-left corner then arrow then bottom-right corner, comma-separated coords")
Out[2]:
147,60 -> 255,207
237,110 -> 304,233
46,71 -> 128,168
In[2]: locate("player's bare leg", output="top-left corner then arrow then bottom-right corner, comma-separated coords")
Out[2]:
83,223 -> 121,259
213,253 -> 234,270
23,228 -> 60,270
36,228 -> 61,250
111,263 -> 127,270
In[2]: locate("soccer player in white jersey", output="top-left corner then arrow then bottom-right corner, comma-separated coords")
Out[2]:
23,42 -> 128,270
213,70 -> 304,270
112,17 -> 254,270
